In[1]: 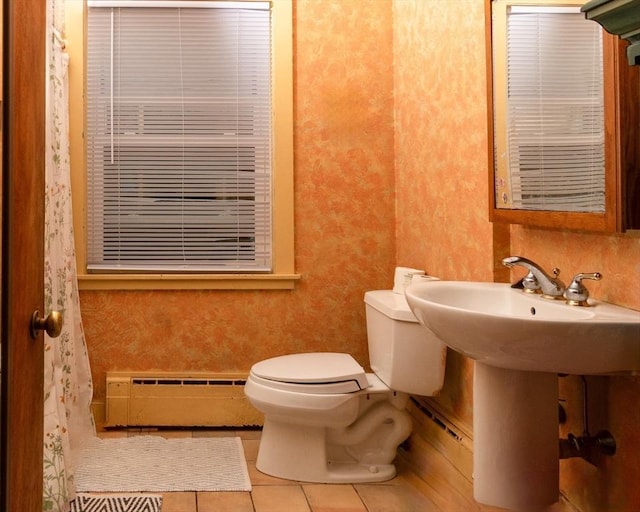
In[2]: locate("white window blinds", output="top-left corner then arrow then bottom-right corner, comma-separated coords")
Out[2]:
505,6 -> 604,212
86,1 -> 273,272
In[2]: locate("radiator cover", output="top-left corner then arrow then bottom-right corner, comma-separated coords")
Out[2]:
105,371 -> 263,427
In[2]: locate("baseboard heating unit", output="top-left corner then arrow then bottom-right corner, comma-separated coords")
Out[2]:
105,371 -> 263,428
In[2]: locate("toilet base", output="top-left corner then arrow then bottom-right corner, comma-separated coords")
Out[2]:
256,418 -> 398,483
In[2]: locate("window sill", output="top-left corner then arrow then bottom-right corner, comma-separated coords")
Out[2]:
77,273 -> 301,290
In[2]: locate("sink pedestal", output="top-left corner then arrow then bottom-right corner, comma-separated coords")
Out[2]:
473,363 -> 559,510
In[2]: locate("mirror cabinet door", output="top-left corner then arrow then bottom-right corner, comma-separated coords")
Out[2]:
486,0 -> 639,232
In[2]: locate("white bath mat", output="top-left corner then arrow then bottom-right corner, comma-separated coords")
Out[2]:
70,493 -> 162,512
74,436 -> 251,492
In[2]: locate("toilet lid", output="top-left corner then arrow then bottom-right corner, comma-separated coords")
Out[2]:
250,353 -> 369,393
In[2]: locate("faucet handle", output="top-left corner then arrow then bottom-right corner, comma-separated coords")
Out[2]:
520,271 -> 541,293
563,272 -> 602,306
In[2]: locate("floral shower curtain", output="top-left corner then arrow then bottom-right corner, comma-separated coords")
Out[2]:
43,0 -> 96,510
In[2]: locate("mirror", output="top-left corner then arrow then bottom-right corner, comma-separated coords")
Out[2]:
486,0 -> 639,232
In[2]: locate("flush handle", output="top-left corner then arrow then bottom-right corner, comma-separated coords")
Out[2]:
30,310 -> 64,339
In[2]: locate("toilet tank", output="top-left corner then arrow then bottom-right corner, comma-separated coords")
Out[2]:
364,290 -> 446,396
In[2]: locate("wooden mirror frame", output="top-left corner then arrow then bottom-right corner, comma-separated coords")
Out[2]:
485,0 -> 640,232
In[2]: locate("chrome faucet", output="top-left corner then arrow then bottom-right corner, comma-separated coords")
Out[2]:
502,256 -> 565,299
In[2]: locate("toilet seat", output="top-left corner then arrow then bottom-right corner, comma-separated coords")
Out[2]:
250,353 -> 369,394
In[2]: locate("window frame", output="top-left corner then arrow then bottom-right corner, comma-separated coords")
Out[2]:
68,0 -> 298,289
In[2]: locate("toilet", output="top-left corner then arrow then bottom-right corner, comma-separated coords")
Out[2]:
244,289 -> 447,483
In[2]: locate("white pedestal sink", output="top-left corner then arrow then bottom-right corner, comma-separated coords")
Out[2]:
405,281 -> 640,511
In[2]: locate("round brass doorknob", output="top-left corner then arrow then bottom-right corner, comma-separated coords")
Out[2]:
30,310 -> 64,339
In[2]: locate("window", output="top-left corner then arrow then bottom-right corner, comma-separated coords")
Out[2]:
492,2 -> 605,213
76,0 -> 296,288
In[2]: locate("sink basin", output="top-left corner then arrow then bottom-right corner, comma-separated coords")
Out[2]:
405,280 -> 640,375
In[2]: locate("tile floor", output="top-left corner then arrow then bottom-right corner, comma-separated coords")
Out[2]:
96,428 -> 577,512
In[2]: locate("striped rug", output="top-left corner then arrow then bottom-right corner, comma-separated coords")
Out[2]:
69,494 -> 161,512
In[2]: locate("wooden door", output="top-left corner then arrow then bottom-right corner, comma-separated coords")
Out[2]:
1,0 -> 47,511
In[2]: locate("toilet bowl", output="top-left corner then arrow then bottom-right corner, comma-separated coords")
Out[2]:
244,289 -> 446,483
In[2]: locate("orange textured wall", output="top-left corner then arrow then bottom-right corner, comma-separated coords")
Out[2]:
393,0 -> 493,429
393,1 -> 640,511
80,0 -> 396,401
